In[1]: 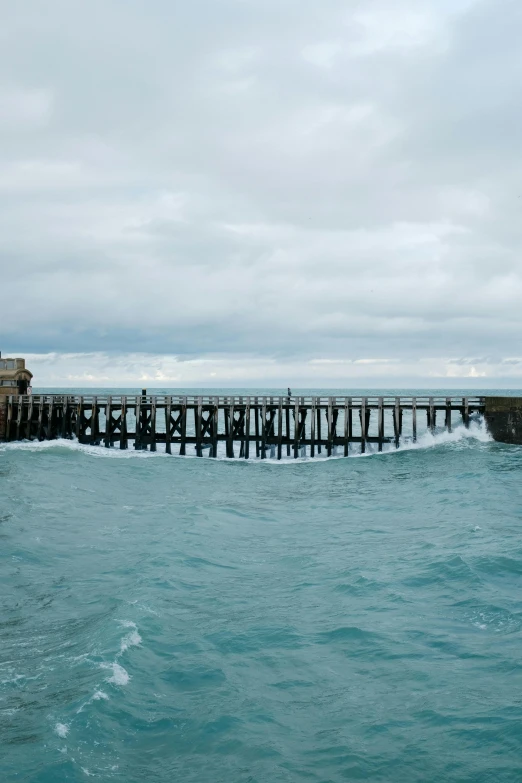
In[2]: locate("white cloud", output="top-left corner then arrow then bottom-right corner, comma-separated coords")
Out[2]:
1,0 -> 521,387
4,352 -> 521,389
302,41 -> 342,69
0,86 -> 53,130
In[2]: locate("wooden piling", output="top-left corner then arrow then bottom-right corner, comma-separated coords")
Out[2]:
327,397 -> 333,457
293,398 -> 300,458
196,397 -> 203,457
26,396 -> 34,440
261,397 -> 267,459
180,398 -> 187,456
104,397 -> 112,448
311,398 -> 316,458
3,394 -> 488,456
254,397 -> 260,458
343,398 -> 349,457
150,399 -> 157,452
378,397 -> 384,452
394,397 -> 401,449
227,401 -> 235,458
212,397 -> 219,458
121,396 -> 128,450
462,397 -> 469,428
361,397 -> 367,454
277,400 -> 283,460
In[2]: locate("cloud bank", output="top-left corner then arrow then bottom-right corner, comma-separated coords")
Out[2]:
2,0 -> 521,386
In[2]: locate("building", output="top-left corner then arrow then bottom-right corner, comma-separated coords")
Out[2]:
0,355 -> 33,395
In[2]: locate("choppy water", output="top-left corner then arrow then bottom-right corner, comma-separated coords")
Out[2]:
2,389 -> 522,782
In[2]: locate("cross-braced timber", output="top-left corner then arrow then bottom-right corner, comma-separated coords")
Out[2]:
1,395 -> 486,458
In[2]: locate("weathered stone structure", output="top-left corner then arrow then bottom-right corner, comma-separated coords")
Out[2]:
484,397 -> 522,445
0,356 -> 33,440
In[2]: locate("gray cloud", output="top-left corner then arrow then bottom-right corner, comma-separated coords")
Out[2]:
1,0 -> 522,383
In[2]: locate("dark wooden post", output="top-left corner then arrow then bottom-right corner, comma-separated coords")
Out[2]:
300,401 -> 307,457
360,397 -> 367,454
61,397 -> 68,439
165,397 -> 172,454
428,397 -> 435,433
317,397 -> 322,454
412,398 -> 417,442
180,397 -> 187,456
445,397 -> 452,433
261,397 -> 267,459
378,397 -> 384,452
326,397 -> 333,457
277,399 -> 283,460
134,396 -> 141,450
212,396 -> 219,458
120,396 -> 128,450
15,398 -> 23,441
244,397 -> 250,460
104,397 -> 112,447
195,397 -> 203,457
150,398 -> 157,451
6,396 -> 14,441
293,398 -> 300,458
35,396 -> 43,441
254,397 -> 260,458
394,397 -> 401,448
462,397 -> 470,428
311,398 -> 316,458
285,396 -> 291,456
227,401 -> 235,458
26,396 -> 34,440
47,397 -> 55,440
343,398 -> 349,457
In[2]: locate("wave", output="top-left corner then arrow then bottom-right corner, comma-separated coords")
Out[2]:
100,662 -> 130,686
0,420 -> 492,462
118,621 -> 142,655
54,722 -> 69,738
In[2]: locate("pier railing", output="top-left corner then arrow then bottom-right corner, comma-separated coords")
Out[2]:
1,395 -> 485,458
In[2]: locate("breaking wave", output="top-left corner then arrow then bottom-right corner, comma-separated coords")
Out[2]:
0,420 -> 492,462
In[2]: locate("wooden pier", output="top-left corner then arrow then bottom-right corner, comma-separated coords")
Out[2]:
0,395 -> 485,457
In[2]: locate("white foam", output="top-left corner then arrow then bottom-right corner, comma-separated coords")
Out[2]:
100,662 -> 130,686
55,722 -> 69,738
0,437 -> 167,459
117,620 -> 142,655
0,420 -> 492,462
76,688 -> 110,713
353,419 -> 492,459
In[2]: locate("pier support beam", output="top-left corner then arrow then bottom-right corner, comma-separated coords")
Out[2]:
484,397 -> 522,444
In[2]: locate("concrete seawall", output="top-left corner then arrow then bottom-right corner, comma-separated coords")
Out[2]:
484,397 -> 522,445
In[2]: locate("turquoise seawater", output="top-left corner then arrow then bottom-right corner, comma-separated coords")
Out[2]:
2,390 -> 522,782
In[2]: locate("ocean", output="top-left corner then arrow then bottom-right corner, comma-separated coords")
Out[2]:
1,388 -> 522,782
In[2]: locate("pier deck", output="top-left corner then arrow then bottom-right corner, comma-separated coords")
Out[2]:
1,395 -> 485,457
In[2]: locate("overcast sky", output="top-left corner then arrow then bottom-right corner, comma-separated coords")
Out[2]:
2,0 -> 522,387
